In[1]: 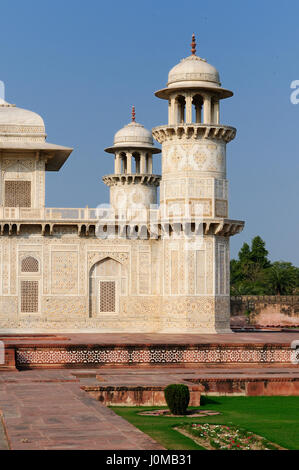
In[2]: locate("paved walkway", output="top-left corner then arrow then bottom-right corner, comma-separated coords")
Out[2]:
0,370 -> 163,450
0,414 -> 9,450
1,331 -> 298,346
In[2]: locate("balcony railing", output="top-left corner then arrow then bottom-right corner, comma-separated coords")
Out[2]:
0,206 -> 160,222
0,207 -> 95,220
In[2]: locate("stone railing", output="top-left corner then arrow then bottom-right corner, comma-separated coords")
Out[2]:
0,206 -> 161,222
0,207 -> 99,220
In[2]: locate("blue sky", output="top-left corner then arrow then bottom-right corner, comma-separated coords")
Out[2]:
1,0 -> 299,264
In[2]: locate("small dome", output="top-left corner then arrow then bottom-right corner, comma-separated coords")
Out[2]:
0,99 -> 46,142
168,55 -> 220,89
155,35 -> 233,100
105,108 -> 161,154
0,96 -> 72,171
114,121 -> 153,148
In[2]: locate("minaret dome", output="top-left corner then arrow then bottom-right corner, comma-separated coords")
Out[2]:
103,107 -> 161,211
155,34 -> 233,126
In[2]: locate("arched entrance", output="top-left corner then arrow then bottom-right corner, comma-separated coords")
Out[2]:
89,257 -> 127,317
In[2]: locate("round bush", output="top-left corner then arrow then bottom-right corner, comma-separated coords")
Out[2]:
164,384 -> 190,415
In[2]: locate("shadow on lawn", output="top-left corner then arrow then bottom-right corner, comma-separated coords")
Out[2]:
200,396 -> 221,406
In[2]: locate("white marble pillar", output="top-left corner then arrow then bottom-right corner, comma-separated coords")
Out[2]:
168,100 -> 172,124
115,152 -> 121,174
214,100 -> 220,124
170,97 -> 176,125
140,152 -> 146,173
185,94 -> 193,123
127,152 -> 132,174
203,94 -> 212,124
147,154 -> 153,173
174,99 -> 180,124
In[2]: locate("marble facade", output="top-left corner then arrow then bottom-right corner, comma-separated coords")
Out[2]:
0,37 -> 244,333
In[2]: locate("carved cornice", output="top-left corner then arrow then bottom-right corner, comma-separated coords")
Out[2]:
152,124 -> 236,144
157,218 -> 244,238
0,218 -> 244,238
102,174 -> 161,187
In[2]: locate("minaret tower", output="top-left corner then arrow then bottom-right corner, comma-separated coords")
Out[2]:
104,107 -> 161,214
152,35 -> 244,333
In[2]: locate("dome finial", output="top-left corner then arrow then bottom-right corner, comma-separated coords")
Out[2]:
191,33 -> 196,55
132,105 -> 136,122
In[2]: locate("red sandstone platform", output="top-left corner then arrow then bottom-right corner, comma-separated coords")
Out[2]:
1,366 -> 299,450
0,331 -> 298,370
1,334 -> 298,449
1,331 -> 298,346
79,366 -> 299,398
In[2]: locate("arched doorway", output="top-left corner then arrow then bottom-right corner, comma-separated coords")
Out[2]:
89,257 -> 127,317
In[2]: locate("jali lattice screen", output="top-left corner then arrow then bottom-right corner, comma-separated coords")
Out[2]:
5,181 -> 31,207
21,257 -> 39,273
99,281 -> 116,312
20,280 -> 39,313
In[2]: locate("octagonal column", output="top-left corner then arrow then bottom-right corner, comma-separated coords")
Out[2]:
214,100 -> 220,124
185,93 -> 193,123
115,152 -> 121,174
140,151 -> 146,174
203,94 -> 212,124
127,151 -> 132,174
147,154 -> 153,173
169,97 -> 176,125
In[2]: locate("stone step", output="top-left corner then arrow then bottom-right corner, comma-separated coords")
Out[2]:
0,346 -> 16,371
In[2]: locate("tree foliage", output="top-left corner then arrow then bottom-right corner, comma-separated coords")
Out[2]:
230,236 -> 299,295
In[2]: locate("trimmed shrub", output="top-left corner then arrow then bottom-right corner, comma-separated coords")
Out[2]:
164,384 -> 190,415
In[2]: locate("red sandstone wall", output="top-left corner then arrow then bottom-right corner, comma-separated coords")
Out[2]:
230,296 -> 299,328
82,385 -> 203,406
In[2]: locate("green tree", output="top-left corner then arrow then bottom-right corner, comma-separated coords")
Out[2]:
230,258 -> 243,285
266,262 -> 298,295
250,236 -> 271,269
238,242 -> 251,264
231,236 -> 271,295
230,236 -> 299,296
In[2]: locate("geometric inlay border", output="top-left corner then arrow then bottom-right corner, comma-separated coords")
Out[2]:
16,346 -> 292,365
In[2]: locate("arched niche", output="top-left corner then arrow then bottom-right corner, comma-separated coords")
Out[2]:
89,257 -> 127,317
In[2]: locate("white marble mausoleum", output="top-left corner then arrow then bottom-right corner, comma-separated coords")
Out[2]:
0,36 -> 244,333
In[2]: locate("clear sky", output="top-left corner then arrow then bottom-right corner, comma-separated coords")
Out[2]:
1,0 -> 298,264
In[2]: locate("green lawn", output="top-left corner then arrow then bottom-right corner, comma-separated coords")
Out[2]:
111,396 -> 299,450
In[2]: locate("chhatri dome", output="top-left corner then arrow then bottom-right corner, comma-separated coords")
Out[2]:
155,34 -> 233,100
0,95 -> 72,170
0,98 -> 45,133
103,106 -> 161,211
105,107 -> 160,154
